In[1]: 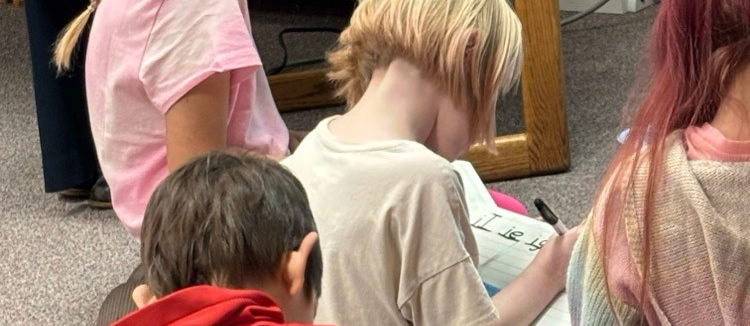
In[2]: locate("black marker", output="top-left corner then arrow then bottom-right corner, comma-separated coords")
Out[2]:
534,198 -> 568,235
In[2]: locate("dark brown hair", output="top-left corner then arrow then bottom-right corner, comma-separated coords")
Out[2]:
140,152 -> 323,299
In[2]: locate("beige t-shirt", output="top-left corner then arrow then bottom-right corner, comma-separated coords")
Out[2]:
282,117 -> 499,326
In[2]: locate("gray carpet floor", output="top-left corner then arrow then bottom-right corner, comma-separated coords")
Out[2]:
0,2 -> 655,325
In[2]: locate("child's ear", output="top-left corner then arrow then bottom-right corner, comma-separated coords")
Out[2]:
465,30 -> 479,59
464,30 -> 479,72
281,232 -> 319,296
132,284 -> 157,309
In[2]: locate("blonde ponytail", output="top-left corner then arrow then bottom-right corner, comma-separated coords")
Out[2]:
53,0 -> 98,74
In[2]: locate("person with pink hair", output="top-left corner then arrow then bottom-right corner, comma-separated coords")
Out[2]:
567,1 -> 750,325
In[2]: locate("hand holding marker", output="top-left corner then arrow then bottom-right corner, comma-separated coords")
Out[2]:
534,198 -> 568,235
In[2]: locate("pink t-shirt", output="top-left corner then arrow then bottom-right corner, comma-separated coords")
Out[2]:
685,123 -> 750,161
85,0 -> 289,238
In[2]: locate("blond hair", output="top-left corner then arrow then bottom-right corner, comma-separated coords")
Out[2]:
327,0 -> 522,150
53,0 -> 99,74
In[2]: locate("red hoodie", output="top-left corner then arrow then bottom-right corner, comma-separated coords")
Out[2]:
110,285 -> 331,326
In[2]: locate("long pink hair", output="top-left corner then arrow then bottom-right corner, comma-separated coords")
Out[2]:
595,0 -> 750,323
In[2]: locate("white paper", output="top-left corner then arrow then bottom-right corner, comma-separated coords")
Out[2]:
452,161 -> 571,326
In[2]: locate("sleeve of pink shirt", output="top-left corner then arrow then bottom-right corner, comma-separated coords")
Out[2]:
139,0 -> 262,114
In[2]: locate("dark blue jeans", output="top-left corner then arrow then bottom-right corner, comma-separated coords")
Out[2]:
24,0 -> 100,192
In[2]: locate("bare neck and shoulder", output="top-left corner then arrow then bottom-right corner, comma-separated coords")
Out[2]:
712,63 -> 750,141
327,57 -> 474,161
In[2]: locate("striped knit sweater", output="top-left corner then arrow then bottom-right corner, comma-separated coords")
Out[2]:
567,131 -> 750,326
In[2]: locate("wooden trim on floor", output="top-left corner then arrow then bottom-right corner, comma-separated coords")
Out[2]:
461,133 -> 531,181
268,68 -> 343,112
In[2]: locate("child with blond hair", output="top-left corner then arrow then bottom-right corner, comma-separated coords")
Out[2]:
282,0 -> 581,325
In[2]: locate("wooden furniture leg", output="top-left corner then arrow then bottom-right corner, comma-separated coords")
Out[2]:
462,0 -> 569,181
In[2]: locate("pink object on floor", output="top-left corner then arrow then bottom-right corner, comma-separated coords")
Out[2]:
487,189 -> 528,216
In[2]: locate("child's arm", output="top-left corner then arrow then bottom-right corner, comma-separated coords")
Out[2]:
164,69 -> 307,167
165,72 -> 230,171
490,226 -> 581,326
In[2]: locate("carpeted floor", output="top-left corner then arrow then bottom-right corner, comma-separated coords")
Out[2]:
0,2 -> 656,325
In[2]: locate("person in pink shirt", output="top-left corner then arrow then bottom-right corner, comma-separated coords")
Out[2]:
55,0 -> 294,238
54,0 -> 301,323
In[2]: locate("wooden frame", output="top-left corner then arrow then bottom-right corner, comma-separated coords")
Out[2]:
268,68 -> 344,110
268,0 -> 569,182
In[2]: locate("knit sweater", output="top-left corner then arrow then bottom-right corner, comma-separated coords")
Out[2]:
567,131 -> 750,326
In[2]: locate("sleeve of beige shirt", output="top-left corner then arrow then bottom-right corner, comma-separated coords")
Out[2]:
395,164 -> 499,326
400,258 -> 500,326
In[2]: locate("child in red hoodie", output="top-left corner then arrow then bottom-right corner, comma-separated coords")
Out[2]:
110,152 -> 332,326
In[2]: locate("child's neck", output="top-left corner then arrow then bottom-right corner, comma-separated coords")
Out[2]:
328,59 -> 451,144
713,64 -> 750,141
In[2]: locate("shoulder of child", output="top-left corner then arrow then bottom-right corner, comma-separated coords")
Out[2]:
385,148 -> 462,184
